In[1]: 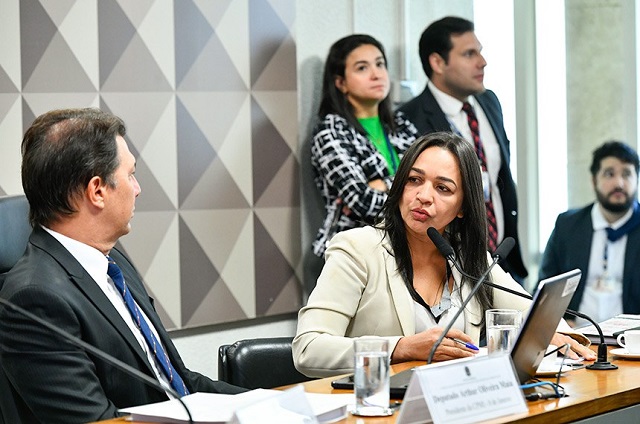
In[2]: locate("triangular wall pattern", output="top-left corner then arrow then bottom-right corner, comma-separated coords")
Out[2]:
0,0 -> 301,330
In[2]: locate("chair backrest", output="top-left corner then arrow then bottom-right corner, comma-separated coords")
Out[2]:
0,194 -> 31,275
217,337 -> 313,389
0,194 -> 31,424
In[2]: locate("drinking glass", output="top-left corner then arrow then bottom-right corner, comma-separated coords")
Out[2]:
352,337 -> 392,417
486,309 -> 522,354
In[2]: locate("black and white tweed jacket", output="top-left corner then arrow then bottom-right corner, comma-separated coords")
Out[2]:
310,112 -> 418,256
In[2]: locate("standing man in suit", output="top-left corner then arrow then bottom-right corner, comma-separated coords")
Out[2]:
398,16 -> 527,284
539,141 -> 640,323
0,108 -> 244,423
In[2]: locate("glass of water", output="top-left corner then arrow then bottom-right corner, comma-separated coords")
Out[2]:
486,309 -> 522,354
352,337 -> 392,417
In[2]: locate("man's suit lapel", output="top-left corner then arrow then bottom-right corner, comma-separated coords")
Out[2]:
420,87 -> 452,132
117,265 -> 174,352
111,251 -> 187,375
29,228 -> 156,374
475,93 -> 510,163
622,202 -> 640,311
574,207 -> 594,274
566,207 -> 595,309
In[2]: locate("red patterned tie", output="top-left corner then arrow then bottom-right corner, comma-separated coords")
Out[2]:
462,102 -> 498,252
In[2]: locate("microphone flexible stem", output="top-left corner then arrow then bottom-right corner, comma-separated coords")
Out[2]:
560,308 -> 611,364
427,227 -> 614,370
0,296 -> 194,423
481,281 -> 608,346
481,277 -> 614,368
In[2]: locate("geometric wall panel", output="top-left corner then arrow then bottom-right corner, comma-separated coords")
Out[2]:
176,97 -> 218,206
0,67 -> 19,93
249,0 -> 294,88
0,0 -> 301,330
254,212 -> 300,315
251,96 -> 296,204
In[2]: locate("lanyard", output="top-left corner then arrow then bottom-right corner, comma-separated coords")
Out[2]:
602,240 -> 610,278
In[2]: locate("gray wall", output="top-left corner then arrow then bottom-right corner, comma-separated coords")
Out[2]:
0,0 -> 302,330
296,0 -> 474,293
565,0 -> 638,206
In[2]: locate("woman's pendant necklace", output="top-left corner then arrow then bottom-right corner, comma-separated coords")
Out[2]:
431,267 -> 452,318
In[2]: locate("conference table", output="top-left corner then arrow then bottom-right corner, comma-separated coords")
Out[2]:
97,346 -> 640,424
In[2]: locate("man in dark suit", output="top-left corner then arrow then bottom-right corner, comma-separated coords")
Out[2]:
540,141 -> 640,323
398,16 -> 527,283
0,108 -> 244,423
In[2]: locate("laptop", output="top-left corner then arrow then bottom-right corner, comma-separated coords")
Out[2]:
331,268 -> 581,398
510,268 -> 580,383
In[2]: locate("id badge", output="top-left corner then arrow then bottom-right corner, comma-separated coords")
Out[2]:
586,280 -> 622,322
482,170 -> 491,202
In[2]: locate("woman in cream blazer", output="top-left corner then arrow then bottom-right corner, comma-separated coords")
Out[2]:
293,133 -> 595,378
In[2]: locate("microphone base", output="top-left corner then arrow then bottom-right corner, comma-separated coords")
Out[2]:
586,361 -> 618,370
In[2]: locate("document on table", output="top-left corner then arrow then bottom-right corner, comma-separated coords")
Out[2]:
576,314 -> 640,345
119,387 -> 352,424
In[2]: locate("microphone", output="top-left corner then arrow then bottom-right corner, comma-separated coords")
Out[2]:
427,227 -> 514,275
427,227 -> 455,261
427,228 -> 617,371
563,309 -> 617,370
426,229 -> 515,364
0,295 -> 195,423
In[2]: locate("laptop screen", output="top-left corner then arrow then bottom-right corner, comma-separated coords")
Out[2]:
509,268 -> 581,383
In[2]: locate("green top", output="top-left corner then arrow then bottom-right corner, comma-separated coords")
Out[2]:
359,116 -> 399,175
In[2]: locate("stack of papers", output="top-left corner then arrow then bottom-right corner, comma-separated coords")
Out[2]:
576,314 -> 640,345
120,388 -> 352,424
535,345 -> 584,376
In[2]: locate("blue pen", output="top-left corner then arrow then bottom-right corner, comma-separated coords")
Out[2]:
447,336 -> 479,351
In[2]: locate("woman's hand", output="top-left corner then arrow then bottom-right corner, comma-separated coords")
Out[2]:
391,328 -> 478,363
333,198 -> 352,217
550,333 -> 597,360
367,178 -> 388,192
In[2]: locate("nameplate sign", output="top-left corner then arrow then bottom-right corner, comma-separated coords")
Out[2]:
397,354 -> 527,424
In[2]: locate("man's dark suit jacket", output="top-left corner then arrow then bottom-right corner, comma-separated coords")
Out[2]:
539,203 -> 640,314
0,227 -> 244,423
398,86 -> 527,282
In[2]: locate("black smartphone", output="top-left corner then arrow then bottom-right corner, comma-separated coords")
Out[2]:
330,369 -> 412,399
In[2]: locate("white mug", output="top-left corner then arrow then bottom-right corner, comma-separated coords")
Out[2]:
616,330 -> 640,354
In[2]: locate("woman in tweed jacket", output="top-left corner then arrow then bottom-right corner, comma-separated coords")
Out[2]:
311,34 -> 418,256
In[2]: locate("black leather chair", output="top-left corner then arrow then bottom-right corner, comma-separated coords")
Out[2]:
0,194 -> 31,424
0,194 -> 31,277
218,337 -> 313,389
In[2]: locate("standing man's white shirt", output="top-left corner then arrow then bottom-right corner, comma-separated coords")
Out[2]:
428,80 -> 504,242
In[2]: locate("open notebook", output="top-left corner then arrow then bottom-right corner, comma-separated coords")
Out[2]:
331,269 -> 581,398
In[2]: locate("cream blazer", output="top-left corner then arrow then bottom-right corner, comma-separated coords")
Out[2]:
293,227 -> 533,378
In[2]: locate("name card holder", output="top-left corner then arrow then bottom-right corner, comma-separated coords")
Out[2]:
397,354 -> 527,424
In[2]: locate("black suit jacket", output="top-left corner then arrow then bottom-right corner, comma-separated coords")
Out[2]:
398,86 -> 528,282
0,227 -> 244,423
539,203 -> 640,313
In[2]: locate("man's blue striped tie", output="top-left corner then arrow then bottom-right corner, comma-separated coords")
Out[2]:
106,256 -> 189,397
